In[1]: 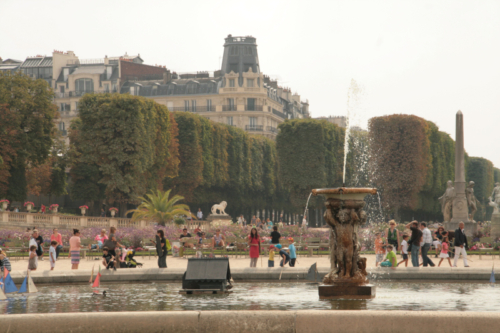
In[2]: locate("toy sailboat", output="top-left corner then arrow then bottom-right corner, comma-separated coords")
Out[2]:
92,265 -> 102,289
0,284 -> 6,300
18,270 -> 38,294
0,268 -> 18,294
89,264 -> 95,285
91,266 -> 107,296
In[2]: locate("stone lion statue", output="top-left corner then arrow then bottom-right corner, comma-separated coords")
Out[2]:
211,201 -> 228,215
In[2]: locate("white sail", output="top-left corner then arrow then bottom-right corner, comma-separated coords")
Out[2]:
0,286 -> 6,300
27,270 -> 38,293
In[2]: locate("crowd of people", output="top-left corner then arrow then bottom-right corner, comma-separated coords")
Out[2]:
0,216 -> 475,275
375,220 -> 470,268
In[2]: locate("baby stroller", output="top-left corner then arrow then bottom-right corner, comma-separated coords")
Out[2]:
125,249 -> 143,268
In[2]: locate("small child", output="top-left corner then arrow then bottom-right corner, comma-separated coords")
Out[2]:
268,245 -> 275,267
374,232 -> 385,267
383,245 -> 397,267
49,240 -> 57,271
288,238 -> 297,267
275,244 -> 290,267
438,236 -> 452,267
102,247 -> 116,271
0,251 -> 12,273
28,245 -> 38,271
397,235 -> 409,267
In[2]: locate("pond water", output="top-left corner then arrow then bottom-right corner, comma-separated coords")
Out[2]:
1,282 -> 498,314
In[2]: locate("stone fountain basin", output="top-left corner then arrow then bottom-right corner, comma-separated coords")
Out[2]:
311,187 -> 377,201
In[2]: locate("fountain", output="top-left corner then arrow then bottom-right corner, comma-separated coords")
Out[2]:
312,187 -> 377,299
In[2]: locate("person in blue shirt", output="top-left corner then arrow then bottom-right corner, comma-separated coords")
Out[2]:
288,238 -> 297,267
275,244 -> 290,267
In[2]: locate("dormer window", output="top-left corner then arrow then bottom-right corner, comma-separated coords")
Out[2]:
247,79 -> 254,88
229,79 -> 235,87
75,78 -> 94,92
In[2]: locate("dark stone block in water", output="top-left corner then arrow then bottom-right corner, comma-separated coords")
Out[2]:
318,284 -> 376,299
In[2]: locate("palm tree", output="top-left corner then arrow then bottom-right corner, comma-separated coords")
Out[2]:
127,189 -> 194,226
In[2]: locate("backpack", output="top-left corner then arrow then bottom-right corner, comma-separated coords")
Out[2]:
165,239 -> 172,252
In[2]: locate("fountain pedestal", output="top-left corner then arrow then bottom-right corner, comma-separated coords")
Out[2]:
312,187 -> 377,300
319,284 -> 376,299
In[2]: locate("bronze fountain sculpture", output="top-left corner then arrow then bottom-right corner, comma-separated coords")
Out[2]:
312,187 -> 377,299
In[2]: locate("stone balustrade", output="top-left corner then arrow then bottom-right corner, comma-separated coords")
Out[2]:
0,211 -> 151,229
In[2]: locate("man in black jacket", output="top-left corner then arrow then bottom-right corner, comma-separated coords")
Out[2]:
453,222 -> 469,267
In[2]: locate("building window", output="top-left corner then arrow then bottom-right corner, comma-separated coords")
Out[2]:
75,78 -> 94,92
227,117 -> 233,126
247,98 -> 256,111
60,103 -> 65,111
207,99 -> 212,111
184,100 -> 190,111
58,122 -> 65,131
104,84 -> 109,92
75,102 -> 79,110
228,98 -> 235,111
247,79 -> 254,87
229,79 -> 235,87
249,117 -> 257,127
191,100 -> 196,112
59,86 -> 65,93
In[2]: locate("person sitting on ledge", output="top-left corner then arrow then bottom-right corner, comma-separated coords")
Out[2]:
102,247 -> 116,271
89,229 -> 108,250
180,228 -> 195,249
212,229 -> 226,248
382,245 -> 397,267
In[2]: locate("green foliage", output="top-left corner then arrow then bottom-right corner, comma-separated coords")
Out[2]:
369,115 -> 430,219
277,119 -> 344,207
467,157 -> 494,220
127,189 -> 192,226
0,72 -> 57,201
68,118 -> 106,203
494,168 -> 500,183
73,94 -> 178,213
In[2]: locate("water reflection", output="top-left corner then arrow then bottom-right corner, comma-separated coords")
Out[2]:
0,282 -> 498,314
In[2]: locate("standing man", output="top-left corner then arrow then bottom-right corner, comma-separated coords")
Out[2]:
420,222 -> 435,267
251,215 -> 257,226
406,221 -> 422,267
454,221 -> 469,267
197,208 -> 203,220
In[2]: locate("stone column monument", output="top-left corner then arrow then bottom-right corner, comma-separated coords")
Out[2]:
444,111 -> 477,234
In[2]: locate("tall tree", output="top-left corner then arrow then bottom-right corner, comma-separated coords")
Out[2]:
369,115 -> 431,221
74,94 -> 178,215
0,72 -> 57,201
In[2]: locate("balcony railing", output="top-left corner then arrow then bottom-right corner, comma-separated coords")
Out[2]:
222,105 -> 237,111
245,125 -> 263,131
245,105 -> 263,111
266,126 -> 278,134
169,106 -> 215,112
55,89 -> 117,99
272,108 -> 286,119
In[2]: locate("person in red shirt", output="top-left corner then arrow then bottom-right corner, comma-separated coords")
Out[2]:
41,204 -> 46,214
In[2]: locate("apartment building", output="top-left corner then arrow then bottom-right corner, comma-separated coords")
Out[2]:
2,35 -> 310,140
120,35 -> 310,139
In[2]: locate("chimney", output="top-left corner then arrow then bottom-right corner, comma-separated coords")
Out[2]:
163,70 -> 172,84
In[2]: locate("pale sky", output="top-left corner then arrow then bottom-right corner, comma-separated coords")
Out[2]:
2,0 -> 499,167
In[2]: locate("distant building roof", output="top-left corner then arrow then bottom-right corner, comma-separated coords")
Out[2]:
1,58 -> 22,64
121,77 -> 221,97
71,65 -> 106,75
21,57 -> 53,68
